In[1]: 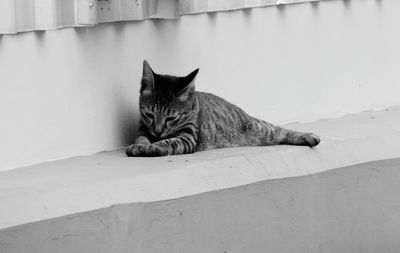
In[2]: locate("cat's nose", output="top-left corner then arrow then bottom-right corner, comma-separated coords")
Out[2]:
154,126 -> 163,137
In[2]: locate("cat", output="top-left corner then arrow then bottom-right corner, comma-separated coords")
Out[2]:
125,60 -> 320,157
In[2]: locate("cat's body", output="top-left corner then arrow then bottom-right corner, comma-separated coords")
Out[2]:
126,61 -> 320,157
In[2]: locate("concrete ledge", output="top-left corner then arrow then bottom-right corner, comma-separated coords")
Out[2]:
1,106 -> 400,252
2,158 -> 400,253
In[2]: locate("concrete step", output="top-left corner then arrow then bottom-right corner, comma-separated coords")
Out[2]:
1,106 -> 400,253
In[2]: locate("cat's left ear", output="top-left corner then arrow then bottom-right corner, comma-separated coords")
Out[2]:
177,68 -> 199,101
141,60 -> 155,96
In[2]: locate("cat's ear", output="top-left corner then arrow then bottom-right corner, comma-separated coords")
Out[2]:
176,68 -> 199,101
141,60 -> 155,96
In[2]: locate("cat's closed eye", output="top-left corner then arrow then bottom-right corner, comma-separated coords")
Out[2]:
143,111 -> 154,120
165,116 -> 176,124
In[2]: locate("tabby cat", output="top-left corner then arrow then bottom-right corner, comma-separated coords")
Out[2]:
125,60 -> 320,157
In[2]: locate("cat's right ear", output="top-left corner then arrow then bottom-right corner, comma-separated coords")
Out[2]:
141,60 -> 154,96
176,68 -> 199,102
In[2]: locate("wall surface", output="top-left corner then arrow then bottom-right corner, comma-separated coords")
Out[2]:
0,0 -> 400,171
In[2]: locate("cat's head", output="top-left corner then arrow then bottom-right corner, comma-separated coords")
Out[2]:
139,60 -> 199,139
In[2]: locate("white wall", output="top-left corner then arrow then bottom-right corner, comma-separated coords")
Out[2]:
0,0 -> 399,171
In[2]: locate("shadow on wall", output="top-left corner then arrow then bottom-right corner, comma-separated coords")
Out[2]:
33,31 -> 47,52
72,24 -> 142,147
241,7 -> 253,19
150,17 -> 180,29
342,0 -> 351,9
375,0 -> 383,8
111,21 -> 140,147
113,84 -> 140,147
206,11 -> 218,23
34,31 -> 45,41
275,3 -> 286,16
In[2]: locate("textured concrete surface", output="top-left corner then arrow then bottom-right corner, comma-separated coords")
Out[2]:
1,158 -> 400,253
1,106 -> 400,252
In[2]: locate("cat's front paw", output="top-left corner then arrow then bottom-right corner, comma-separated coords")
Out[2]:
145,144 -> 169,157
125,144 -> 147,157
301,133 -> 321,147
125,144 -> 168,157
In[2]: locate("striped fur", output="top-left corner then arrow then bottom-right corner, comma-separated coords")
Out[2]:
126,61 -> 320,157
